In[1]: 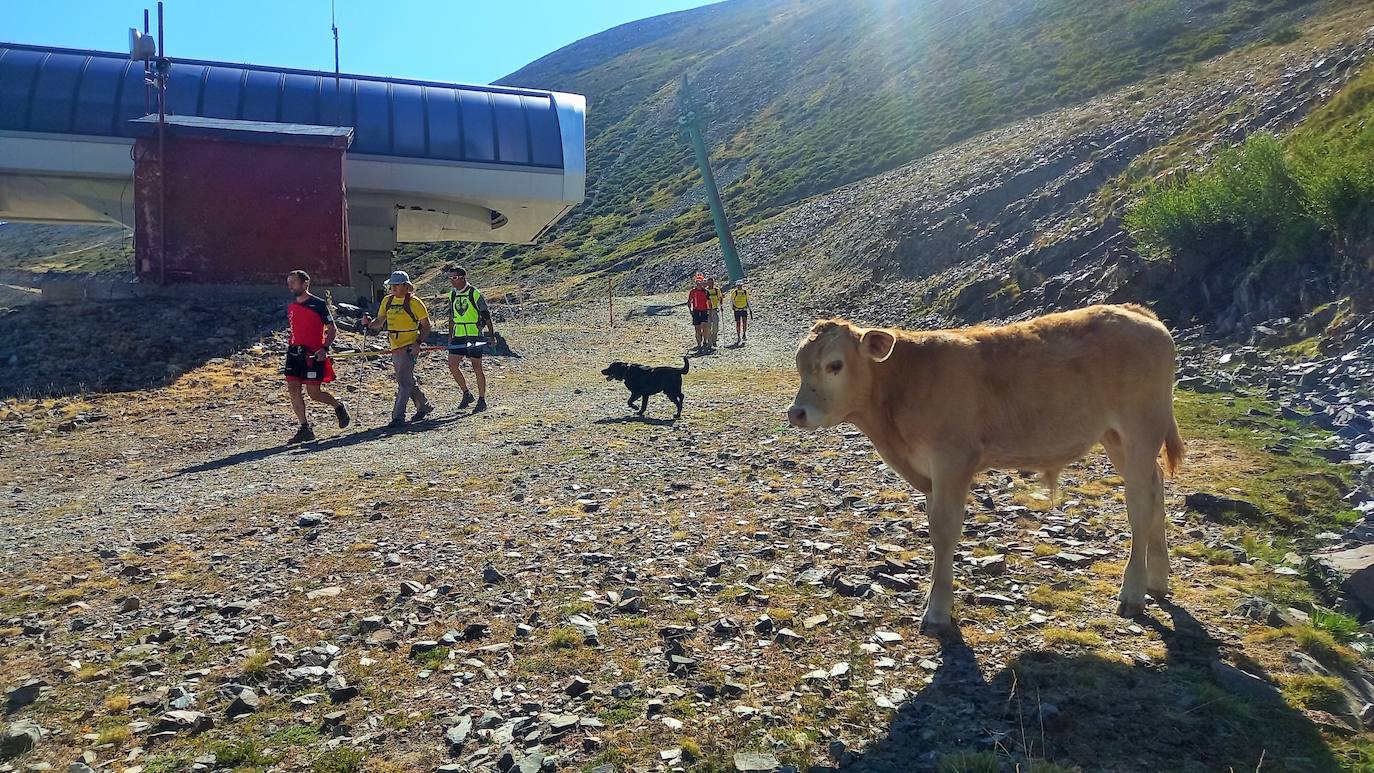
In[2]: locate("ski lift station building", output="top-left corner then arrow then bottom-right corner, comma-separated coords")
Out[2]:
0,42 -> 586,295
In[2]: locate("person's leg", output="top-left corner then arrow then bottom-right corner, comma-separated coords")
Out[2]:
471,356 -> 487,397
391,350 -> 414,424
288,381 -> 307,425
448,354 -> 470,394
742,312 -> 749,340
409,353 -> 430,409
305,382 -> 339,407
708,310 -> 719,347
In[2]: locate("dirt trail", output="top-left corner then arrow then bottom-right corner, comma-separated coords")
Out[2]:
2,294 -> 804,572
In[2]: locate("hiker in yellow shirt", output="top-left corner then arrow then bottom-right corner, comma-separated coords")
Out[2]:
705,277 -> 724,350
361,270 -> 436,429
729,280 -> 752,346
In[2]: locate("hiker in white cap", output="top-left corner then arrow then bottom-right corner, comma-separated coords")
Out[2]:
361,270 -> 436,429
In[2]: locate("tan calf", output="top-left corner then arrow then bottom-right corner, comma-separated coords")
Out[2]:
787,304 -> 1184,635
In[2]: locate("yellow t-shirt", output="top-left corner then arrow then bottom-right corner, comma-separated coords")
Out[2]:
706,286 -> 723,309
730,288 -> 750,309
380,294 -> 428,350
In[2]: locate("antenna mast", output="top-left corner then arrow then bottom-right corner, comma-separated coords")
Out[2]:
331,0 -> 341,125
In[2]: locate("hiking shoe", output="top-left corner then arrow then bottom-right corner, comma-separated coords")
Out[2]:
288,424 -> 315,444
386,418 -> 407,430
412,402 -> 435,422
335,402 -> 351,429
473,397 -> 488,413
458,391 -> 475,409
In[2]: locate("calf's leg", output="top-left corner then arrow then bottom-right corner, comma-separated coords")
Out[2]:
1104,426 -> 1171,613
1145,462 -> 1169,599
1116,437 -> 1166,617
921,464 -> 976,635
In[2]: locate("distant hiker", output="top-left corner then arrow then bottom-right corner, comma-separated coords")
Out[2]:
283,270 -> 350,444
730,280 -> 752,345
362,270 -> 436,429
445,265 -> 494,413
705,277 -> 724,349
687,274 -> 711,352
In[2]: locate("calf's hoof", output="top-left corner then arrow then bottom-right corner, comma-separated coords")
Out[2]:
1116,599 -> 1146,618
919,614 -> 956,639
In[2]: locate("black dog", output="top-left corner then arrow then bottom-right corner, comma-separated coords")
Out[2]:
601,357 -> 689,418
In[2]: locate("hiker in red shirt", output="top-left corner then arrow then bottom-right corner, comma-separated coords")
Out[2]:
687,274 -> 712,353
284,269 -> 350,444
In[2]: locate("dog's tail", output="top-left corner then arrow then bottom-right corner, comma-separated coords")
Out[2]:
680,356 -> 690,375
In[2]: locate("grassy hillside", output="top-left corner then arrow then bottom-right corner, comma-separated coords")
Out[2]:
407,0 -> 1329,280
0,223 -> 131,275
1126,60 -> 1374,321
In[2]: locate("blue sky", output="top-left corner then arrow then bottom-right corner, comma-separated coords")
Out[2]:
3,0 -> 720,85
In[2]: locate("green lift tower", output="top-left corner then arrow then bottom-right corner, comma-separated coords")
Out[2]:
677,76 -> 745,284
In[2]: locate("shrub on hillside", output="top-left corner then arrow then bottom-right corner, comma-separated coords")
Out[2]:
1127,113 -> 1374,321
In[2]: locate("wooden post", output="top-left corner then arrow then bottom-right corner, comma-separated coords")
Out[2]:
608,277 -> 614,328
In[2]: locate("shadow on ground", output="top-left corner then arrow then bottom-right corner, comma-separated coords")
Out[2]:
0,295 -> 283,398
157,417 -> 465,479
594,414 -> 678,426
626,303 -> 683,319
849,603 -> 1338,772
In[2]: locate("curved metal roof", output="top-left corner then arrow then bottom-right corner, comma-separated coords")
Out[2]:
0,42 -> 573,169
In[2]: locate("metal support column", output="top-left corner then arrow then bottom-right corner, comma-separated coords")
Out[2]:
678,76 -> 744,284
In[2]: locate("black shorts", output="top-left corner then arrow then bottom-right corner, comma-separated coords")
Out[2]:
284,345 -> 336,383
691,310 -> 709,326
734,309 -> 749,321
449,336 -> 486,358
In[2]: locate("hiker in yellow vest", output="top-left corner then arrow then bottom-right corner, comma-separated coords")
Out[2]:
705,277 -> 724,350
361,271 -> 435,429
729,280 -> 752,346
445,265 -> 495,413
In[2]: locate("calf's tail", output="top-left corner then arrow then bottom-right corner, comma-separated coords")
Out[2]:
1162,415 -> 1185,477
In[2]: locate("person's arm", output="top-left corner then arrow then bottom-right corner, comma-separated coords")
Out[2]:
362,300 -> 384,331
417,300 -> 432,347
317,322 -> 337,360
476,292 -> 493,335
446,292 -> 455,345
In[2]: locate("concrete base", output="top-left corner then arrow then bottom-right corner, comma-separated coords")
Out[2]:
349,248 -> 395,307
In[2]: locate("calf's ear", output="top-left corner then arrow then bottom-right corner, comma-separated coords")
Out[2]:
860,329 -> 897,362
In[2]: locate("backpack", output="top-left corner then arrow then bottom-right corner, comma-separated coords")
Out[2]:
381,294 -> 419,328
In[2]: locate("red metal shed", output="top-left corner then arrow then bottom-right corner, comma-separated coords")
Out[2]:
132,115 -> 353,285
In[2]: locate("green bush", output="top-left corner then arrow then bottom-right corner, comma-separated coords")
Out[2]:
1126,133 -> 1329,315
1127,0 -> 1187,47
1311,608 -> 1363,642
936,751 -> 1002,773
1128,60 -> 1374,321
312,747 -> 365,773
211,739 -> 276,767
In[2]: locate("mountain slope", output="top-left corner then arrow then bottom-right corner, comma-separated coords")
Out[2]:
592,8 -> 1373,334
431,0 -> 1334,278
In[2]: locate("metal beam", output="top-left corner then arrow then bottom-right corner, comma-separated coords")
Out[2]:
678,76 -> 744,284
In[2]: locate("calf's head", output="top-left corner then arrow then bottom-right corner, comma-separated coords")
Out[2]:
788,319 -> 896,429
